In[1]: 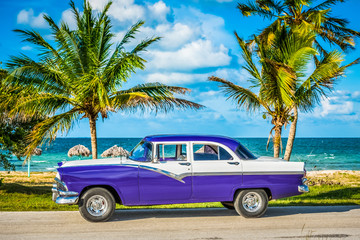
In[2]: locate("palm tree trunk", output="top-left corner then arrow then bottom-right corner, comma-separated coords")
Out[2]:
284,106 -> 298,161
89,116 -> 98,159
273,125 -> 282,158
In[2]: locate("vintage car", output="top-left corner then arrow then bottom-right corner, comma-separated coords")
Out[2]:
52,135 -> 309,222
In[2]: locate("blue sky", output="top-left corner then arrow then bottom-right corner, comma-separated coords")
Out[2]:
1,0 -> 360,138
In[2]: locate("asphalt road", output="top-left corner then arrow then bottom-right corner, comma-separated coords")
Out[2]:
0,206 -> 359,240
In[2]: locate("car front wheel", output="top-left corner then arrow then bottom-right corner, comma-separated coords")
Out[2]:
234,189 -> 268,218
79,187 -> 116,222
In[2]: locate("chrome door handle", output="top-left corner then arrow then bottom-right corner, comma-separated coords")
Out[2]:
227,162 -> 239,165
179,162 -> 191,166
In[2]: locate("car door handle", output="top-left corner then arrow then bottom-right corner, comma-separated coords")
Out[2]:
178,162 -> 191,166
227,162 -> 239,165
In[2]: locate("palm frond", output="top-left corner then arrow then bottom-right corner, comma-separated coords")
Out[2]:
307,0 -> 345,11
115,96 -> 204,114
209,76 -> 265,112
10,93 -> 74,118
114,83 -> 190,98
235,32 -> 262,86
294,50 -> 357,111
237,0 -> 278,19
24,108 -> 79,159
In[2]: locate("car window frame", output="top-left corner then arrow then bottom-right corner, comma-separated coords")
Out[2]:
190,141 -> 239,162
152,142 -> 190,162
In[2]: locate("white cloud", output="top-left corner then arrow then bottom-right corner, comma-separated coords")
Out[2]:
212,68 -> 251,83
17,9 -> 47,28
17,9 -> 30,24
309,90 -> 360,121
158,23 -> 194,50
89,0 -> 145,23
144,67 -> 250,85
352,91 -> 360,101
319,98 -> 353,117
148,1 -> 170,22
21,45 -> 32,51
146,72 -> 208,85
61,9 -> 77,30
174,7 -> 234,48
147,39 -> 231,71
132,23 -> 194,50
196,91 -> 252,124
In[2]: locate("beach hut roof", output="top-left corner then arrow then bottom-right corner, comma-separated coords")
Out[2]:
68,144 -> 91,157
101,145 -> 129,158
32,148 -> 42,156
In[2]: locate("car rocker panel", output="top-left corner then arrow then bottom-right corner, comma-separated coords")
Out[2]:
52,135 -> 309,222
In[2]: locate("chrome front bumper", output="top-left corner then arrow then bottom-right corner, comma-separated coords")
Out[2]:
298,178 -> 309,193
52,178 -> 79,205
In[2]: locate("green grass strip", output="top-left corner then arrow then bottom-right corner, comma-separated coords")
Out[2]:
0,183 -> 359,211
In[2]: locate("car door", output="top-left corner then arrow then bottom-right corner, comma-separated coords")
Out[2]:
190,141 -> 242,201
138,142 -> 192,203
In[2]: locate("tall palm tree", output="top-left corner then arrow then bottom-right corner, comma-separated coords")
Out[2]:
210,28 -> 317,158
283,52 -> 359,160
6,0 -> 203,159
237,0 -> 360,54
237,0 -> 360,160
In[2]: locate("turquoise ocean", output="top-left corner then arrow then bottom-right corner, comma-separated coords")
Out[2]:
3,138 -> 360,172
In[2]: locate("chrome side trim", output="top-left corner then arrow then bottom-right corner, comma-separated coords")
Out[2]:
138,165 -> 186,183
192,172 -> 241,176
243,171 -> 304,175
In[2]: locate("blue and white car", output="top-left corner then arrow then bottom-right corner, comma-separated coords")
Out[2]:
52,135 -> 309,222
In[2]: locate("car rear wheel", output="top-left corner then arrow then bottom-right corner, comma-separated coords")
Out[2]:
234,189 -> 268,218
221,201 -> 235,210
79,187 -> 116,222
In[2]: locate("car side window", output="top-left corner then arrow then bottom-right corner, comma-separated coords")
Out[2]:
157,144 -> 187,161
193,144 -> 233,161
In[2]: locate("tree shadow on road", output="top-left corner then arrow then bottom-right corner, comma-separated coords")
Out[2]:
110,208 -> 237,221
109,205 -> 360,222
263,205 -> 360,218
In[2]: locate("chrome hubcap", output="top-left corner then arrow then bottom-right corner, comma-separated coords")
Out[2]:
242,192 -> 262,212
86,195 -> 108,217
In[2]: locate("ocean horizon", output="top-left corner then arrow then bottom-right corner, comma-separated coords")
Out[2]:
3,137 -> 360,172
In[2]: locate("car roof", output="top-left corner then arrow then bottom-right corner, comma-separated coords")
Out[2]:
143,134 -> 240,152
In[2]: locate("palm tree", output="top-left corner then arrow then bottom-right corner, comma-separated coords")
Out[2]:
6,0 -> 203,159
237,0 -> 360,160
283,52 -> 359,160
237,0 -> 360,54
210,28 -> 317,158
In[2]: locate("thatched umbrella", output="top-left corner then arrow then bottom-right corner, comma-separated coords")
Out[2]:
32,148 -> 42,156
68,144 -> 91,158
101,145 -> 129,158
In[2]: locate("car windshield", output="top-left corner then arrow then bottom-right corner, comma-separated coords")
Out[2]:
236,143 -> 257,160
129,141 -> 152,162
